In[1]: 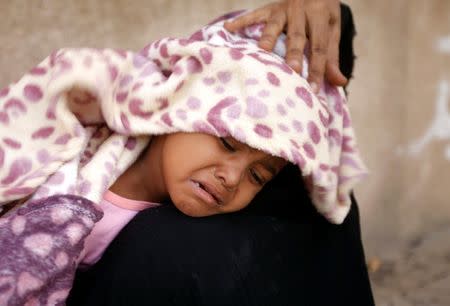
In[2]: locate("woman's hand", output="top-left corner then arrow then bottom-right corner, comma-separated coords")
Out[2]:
224,0 -> 347,92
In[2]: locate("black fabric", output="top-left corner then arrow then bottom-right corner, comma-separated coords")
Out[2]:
68,194 -> 374,306
68,3 -> 374,306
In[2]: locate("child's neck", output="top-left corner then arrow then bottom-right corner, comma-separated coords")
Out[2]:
109,137 -> 167,203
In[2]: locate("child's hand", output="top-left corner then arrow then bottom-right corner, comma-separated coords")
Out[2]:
224,0 -> 347,93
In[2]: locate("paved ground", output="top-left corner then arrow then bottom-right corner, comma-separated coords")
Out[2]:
369,226 -> 450,306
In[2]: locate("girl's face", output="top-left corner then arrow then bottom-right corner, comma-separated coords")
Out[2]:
159,132 -> 286,217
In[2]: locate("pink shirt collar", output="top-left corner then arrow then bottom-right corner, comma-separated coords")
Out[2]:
103,190 -> 161,211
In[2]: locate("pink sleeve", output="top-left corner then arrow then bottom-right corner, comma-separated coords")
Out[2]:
0,194 -> 103,305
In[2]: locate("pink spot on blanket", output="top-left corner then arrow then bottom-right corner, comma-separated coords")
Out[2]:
65,223 -> 85,245
5,98 -> 27,113
120,112 -> 130,131
132,82 -> 143,92
55,252 -> 69,269
3,137 -> 21,149
203,77 -> 215,86
109,65 -> 118,82
307,121 -> 321,144
23,84 -> 43,102
173,65 -> 183,76
200,47 -> 212,64
278,123 -> 289,132
47,172 -> 65,185
125,137 -> 137,150
254,124 -> 272,138
187,96 -> 201,109
258,90 -> 270,98
245,78 -> 258,86
319,109 -> 329,127
303,142 -> 316,159
342,136 -> 355,152
176,109 -> 187,120
267,72 -> 280,86
328,129 -> 341,146
32,126 -> 54,139
290,139 -> 300,149
133,54 -> 147,68
285,97 -> 295,108
129,98 -> 153,118
114,49 -> 128,59
3,187 -> 34,197
161,113 -> 173,127
0,112 -> 9,124
217,71 -> 231,83
190,30 -> 204,41
340,155 -> 362,170
277,104 -> 286,116
342,108 -> 351,128
51,207 -> 73,225
292,120 -> 303,133
17,272 -> 43,297
0,86 -> 9,97
37,149 -> 51,163
139,63 -> 158,77
226,104 -> 241,119
160,43 -> 169,58
215,86 -> 225,94
24,233 -> 54,258
186,56 -> 203,74
47,289 -> 70,305
246,96 -> 268,118
291,149 -> 306,168
334,98 -> 343,115
119,75 -> 133,88
30,67 -> 47,75
207,97 -> 237,135
157,98 -> 169,110
193,121 -> 215,135
115,91 -> 128,103
77,181 -> 91,195
229,48 -> 244,60
169,55 -> 182,66
295,86 -> 312,108
1,157 -> 32,184
11,215 -> 26,235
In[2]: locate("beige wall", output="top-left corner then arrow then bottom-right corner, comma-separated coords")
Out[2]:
1,0 -> 449,304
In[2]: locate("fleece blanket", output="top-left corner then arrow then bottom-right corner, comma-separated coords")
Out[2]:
0,11 -> 367,305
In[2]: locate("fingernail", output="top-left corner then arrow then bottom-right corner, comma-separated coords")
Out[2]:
310,82 -> 319,94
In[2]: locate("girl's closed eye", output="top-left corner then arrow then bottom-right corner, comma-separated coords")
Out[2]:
249,168 -> 265,186
220,137 -> 236,152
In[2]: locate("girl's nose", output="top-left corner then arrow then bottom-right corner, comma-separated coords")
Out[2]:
214,161 -> 245,190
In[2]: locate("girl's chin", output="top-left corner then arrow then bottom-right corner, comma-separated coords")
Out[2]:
172,199 -> 213,217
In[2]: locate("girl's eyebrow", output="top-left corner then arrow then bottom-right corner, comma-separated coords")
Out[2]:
261,162 -> 277,176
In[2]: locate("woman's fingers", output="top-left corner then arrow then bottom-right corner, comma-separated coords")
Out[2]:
258,5 -> 287,51
305,1 -> 330,92
224,5 -> 271,32
285,0 -> 306,73
325,18 -> 348,86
